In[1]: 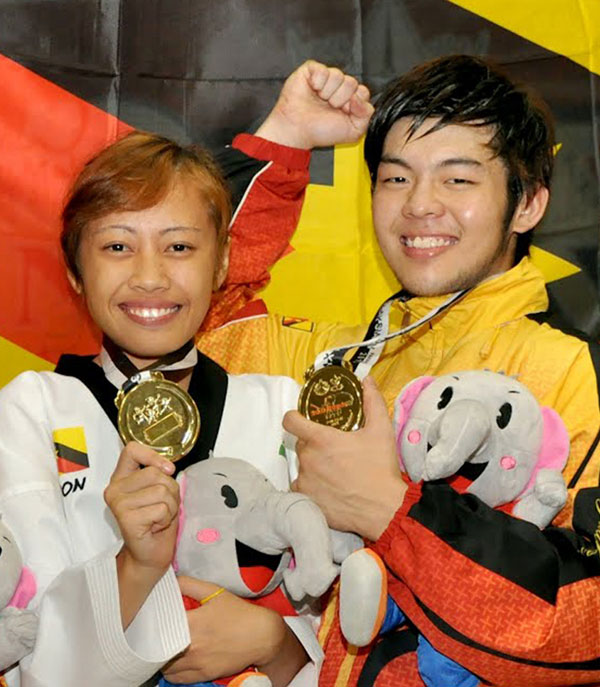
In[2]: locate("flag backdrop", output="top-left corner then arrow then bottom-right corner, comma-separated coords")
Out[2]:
1,0 -> 599,388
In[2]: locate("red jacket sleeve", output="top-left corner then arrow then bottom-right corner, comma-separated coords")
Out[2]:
373,482 -> 600,686
203,134 -> 310,330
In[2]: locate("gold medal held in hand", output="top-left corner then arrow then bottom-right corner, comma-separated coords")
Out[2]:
115,371 -> 200,460
298,362 -> 364,431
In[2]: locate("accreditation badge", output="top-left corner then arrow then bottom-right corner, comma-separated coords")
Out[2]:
298,363 -> 364,431
115,370 -> 200,460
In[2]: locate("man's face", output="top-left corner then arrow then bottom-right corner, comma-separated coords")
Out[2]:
371,117 -> 527,296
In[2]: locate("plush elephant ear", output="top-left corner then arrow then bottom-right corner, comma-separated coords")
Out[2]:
7,566 -> 36,609
393,376 -> 435,469
519,406 -> 570,497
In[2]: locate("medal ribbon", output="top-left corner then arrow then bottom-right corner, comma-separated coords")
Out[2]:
313,289 -> 470,379
101,337 -> 198,390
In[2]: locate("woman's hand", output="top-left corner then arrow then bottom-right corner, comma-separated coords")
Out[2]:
104,441 -> 180,627
163,577 -> 308,687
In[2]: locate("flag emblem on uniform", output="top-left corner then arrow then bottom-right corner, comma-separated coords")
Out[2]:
53,427 -> 89,475
281,316 -> 314,332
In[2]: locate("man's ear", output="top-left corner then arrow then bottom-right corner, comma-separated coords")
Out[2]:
66,269 -> 83,296
511,185 -> 549,235
213,236 -> 231,290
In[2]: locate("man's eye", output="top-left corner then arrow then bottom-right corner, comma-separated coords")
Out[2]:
447,178 -> 473,185
170,243 -> 192,252
106,243 -> 127,252
382,176 -> 407,184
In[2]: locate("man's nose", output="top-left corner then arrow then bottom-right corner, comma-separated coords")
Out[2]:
402,180 -> 444,219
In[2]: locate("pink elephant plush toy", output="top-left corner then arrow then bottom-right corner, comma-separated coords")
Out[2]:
394,369 -> 569,526
339,370 -> 570,679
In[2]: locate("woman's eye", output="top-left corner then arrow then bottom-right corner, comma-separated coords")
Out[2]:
106,243 -> 127,252
170,243 -> 192,252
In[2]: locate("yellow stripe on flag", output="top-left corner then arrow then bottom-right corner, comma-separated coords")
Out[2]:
53,427 -> 88,455
262,140 -> 400,326
530,246 -> 581,283
448,0 -> 600,76
0,336 -> 52,389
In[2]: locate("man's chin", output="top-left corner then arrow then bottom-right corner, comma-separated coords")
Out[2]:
396,267 -> 496,298
395,276 -> 458,298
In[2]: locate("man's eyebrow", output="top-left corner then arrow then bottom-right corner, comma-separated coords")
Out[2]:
379,156 -> 483,169
379,155 -> 411,168
438,158 -> 483,168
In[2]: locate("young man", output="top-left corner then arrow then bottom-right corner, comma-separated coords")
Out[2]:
201,57 -> 600,686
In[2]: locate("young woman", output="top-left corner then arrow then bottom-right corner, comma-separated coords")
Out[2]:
0,132 -> 314,687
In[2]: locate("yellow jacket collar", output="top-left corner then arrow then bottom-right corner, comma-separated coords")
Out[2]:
393,257 -> 549,331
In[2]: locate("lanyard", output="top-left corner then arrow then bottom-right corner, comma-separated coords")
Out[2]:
101,337 -> 198,389
313,288 -> 470,379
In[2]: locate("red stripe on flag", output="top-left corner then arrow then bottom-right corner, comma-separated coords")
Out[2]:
56,456 -> 88,475
0,54 -> 132,363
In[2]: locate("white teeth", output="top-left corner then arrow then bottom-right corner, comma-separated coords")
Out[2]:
405,236 -> 453,248
128,306 -> 178,319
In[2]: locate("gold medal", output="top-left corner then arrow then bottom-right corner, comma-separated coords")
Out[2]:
298,363 -> 364,431
115,371 -> 200,460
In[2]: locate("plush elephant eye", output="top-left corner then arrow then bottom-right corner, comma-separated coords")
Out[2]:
221,485 -> 238,508
496,402 -> 513,429
437,386 -> 454,409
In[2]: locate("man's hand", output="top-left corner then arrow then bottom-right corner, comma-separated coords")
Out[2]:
104,442 -> 180,628
285,376 -> 406,541
255,59 -> 374,149
163,577 -> 307,686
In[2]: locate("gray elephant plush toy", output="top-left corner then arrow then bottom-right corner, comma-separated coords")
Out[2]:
160,456 -> 361,687
339,370 -> 570,687
0,517 -> 38,674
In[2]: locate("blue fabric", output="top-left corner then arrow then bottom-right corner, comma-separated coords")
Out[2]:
159,678 -> 220,687
418,635 -> 479,687
381,595 -> 406,634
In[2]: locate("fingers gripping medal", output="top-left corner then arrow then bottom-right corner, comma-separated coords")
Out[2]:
298,288 -> 472,431
298,361 -> 364,431
115,370 -> 200,460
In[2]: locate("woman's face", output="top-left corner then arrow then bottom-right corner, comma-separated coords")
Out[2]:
69,179 -> 226,367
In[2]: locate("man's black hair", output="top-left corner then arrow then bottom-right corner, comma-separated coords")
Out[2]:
364,55 -> 555,262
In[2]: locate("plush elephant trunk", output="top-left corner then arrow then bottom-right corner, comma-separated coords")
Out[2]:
425,399 -> 492,480
235,491 -> 339,601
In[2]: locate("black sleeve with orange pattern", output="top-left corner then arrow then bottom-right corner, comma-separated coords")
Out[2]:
373,482 -> 600,686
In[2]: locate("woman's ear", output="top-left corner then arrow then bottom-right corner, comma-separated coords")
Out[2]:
510,185 -> 550,235
213,236 -> 231,290
66,269 -> 83,296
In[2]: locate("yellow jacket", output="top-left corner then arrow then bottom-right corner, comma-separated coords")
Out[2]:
199,257 -> 600,523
